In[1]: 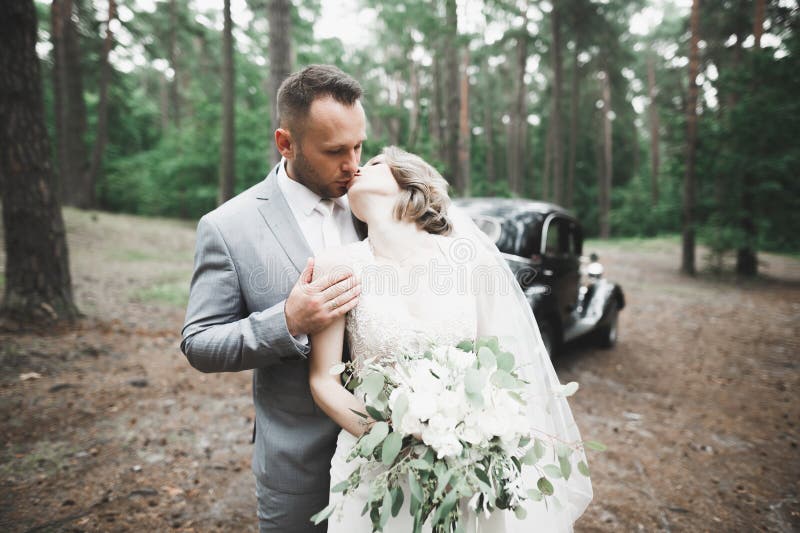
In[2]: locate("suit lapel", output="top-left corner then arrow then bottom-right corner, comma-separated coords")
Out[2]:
255,165 -> 314,274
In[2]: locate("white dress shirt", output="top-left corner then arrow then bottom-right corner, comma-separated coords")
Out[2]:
276,158 -> 361,346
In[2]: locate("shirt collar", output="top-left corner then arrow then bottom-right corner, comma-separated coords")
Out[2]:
276,158 -> 348,216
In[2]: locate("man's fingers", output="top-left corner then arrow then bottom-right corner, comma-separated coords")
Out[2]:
328,283 -> 361,312
334,290 -> 361,315
312,267 -> 355,292
321,274 -> 359,301
301,257 -> 315,284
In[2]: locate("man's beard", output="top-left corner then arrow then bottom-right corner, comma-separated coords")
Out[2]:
293,146 -> 343,198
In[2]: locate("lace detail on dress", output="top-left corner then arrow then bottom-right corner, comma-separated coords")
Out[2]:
345,237 -> 477,369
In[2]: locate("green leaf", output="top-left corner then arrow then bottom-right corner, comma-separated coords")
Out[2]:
527,488 -> 543,501
464,368 -> 485,396
366,404 -> 386,422
456,340 -> 474,352
477,346 -> 496,369
466,391 -> 484,408
432,489 -> 458,524
379,490 -> 392,528
391,392 -> 409,428
542,464 -> 563,478
537,477 -> 554,496
521,446 -> 539,466
534,438 -> 546,460
390,486 -> 404,517
382,431 -> 403,466
408,458 -> 432,470
577,461 -> 591,477
559,456 -> 572,480
518,436 -> 531,448
496,350 -> 515,372
331,480 -> 349,493
349,408 -> 368,419
584,440 -> 607,452
360,422 -> 390,457
514,505 -> 527,520
361,372 -> 385,400
309,502 -> 335,525
491,369 -> 521,389
409,472 -> 424,505
434,471 -> 453,499
555,443 -> 572,458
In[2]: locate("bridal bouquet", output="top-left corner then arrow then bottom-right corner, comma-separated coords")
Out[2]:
311,336 -> 602,533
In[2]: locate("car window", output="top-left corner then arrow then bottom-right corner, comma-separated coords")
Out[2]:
545,219 -> 560,256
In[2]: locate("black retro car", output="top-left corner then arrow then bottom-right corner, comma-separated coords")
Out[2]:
453,198 -> 625,357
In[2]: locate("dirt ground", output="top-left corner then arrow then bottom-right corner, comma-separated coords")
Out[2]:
1,208 -> 798,532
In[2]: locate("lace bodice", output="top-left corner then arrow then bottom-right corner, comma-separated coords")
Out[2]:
344,237 -> 478,368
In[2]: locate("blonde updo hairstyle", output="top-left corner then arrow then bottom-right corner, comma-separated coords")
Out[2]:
381,146 -> 453,236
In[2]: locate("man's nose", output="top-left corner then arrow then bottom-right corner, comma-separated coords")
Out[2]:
341,150 -> 359,175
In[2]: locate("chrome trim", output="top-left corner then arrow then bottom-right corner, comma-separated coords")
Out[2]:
500,252 -> 534,266
540,212 -> 560,256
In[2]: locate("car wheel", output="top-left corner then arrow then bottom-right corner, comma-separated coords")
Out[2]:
539,320 -> 557,358
596,299 -> 619,349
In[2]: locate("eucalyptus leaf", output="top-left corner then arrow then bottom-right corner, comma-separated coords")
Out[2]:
382,431 -> 403,466
527,488 -> 543,501
331,480 -> 349,493
309,502 -> 335,525
584,440 -> 607,452
365,404 -> 386,422
537,477 -> 554,496
361,372 -> 385,400
514,505 -> 527,520
391,486 -> 404,517
542,464 -> 563,478
391,393 -> 409,427
559,455 -> 572,480
534,438 -> 546,460
409,472 -> 424,505
555,442 -> 572,458
464,367 -> 485,395
328,362 -> 346,375
577,461 -> 591,477
496,350 -> 515,372
349,408 -> 368,419
477,346 -> 496,369
408,458 -> 431,470
456,340 -> 474,352
380,491 -> 392,528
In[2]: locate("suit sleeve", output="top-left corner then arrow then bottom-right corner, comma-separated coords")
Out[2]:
180,215 -> 311,372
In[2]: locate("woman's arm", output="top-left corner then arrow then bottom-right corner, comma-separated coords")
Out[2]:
308,250 -> 372,438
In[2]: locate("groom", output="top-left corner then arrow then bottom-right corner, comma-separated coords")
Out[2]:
180,65 -> 368,532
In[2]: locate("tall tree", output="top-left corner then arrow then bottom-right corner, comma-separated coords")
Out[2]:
268,0 -> 293,166
550,3 -> 564,204
567,45 -> 580,209
443,0 -> 461,190
481,54 -> 497,187
682,0 -> 701,275
0,0 -> 79,324
599,70 -> 613,239
168,0 -> 181,128
647,52 -> 660,205
219,0 -> 235,204
51,0 -> 90,208
458,48 -> 471,195
85,0 -> 116,200
735,0 -> 765,276
508,10 -> 529,196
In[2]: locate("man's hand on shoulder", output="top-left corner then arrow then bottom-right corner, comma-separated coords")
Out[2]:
285,252 -> 361,337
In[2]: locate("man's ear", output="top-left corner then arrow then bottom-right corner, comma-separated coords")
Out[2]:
275,128 -> 295,159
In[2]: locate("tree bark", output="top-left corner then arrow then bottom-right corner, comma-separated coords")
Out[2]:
51,0 -> 91,208
168,0 -> 181,128
443,0 -> 461,189
268,0 -> 293,166
567,46 -> 579,209
543,117 -> 552,201
482,55 -> 496,187
600,70 -> 613,239
219,0 -> 235,205
85,0 -> 115,203
682,0 -> 700,275
406,60 -> 421,149
0,0 -> 80,324
736,0 -> 764,276
431,50 -> 446,162
457,49 -> 471,196
508,15 -> 529,196
647,53 -> 660,205
550,4 -> 564,205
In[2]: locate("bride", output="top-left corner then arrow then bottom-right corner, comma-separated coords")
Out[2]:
308,146 -> 593,532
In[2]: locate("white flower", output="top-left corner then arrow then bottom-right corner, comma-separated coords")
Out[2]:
407,389 -> 438,422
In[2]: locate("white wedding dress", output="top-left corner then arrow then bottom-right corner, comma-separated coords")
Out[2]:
326,235 -> 510,532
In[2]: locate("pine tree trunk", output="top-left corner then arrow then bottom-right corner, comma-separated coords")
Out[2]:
168,0 -> 181,128
457,49 -> 471,196
550,4 -> 564,205
542,118 -> 552,201
647,53 -> 660,205
682,0 -> 700,275
567,47 -> 579,209
268,0 -> 293,166
406,61 -> 420,149
443,0 -> 461,189
482,55 -> 496,187
735,0 -> 764,277
85,0 -> 115,201
600,71 -> 613,239
509,17 -> 529,196
219,0 -> 235,205
0,0 -> 80,324
51,0 -> 90,208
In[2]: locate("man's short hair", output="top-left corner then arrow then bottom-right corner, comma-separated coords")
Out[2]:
277,65 -> 363,136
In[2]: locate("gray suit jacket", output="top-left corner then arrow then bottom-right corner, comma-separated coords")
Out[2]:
181,163 -> 367,494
